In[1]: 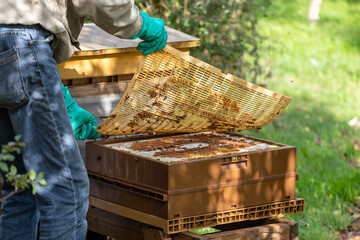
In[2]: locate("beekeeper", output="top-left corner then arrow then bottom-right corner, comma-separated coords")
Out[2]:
0,1 -> 167,239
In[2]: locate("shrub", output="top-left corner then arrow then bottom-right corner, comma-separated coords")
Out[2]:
136,0 -> 271,83
0,136 -> 47,202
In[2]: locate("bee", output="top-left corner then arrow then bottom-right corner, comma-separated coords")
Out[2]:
147,90 -> 158,99
127,120 -> 138,128
152,102 -> 163,108
161,111 -> 173,117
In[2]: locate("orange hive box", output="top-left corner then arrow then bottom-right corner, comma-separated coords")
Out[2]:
86,132 -> 303,234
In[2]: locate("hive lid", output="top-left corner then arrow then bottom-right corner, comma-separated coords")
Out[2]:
97,46 -> 292,135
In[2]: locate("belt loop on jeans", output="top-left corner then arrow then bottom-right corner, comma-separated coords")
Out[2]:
29,35 -> 54,45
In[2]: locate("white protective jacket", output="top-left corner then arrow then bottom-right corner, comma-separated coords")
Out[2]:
0,0 -> 143,63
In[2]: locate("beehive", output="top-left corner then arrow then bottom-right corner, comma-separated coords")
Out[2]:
86,131 -> 302,232
84,41 -> 302,235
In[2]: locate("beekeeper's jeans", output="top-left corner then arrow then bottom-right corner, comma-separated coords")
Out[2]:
0,24 -> 89,240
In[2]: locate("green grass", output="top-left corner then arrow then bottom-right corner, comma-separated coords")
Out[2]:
241,0 -> 360,239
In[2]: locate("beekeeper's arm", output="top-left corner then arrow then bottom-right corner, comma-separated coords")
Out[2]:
73,0 -> 167,55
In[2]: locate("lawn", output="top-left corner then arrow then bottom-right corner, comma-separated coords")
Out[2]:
241,0 -> 360,239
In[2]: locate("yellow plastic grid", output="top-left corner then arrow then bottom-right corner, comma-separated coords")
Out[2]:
88,196 -> 304,235
98,46 -> 292,135
166,198 -> 304,234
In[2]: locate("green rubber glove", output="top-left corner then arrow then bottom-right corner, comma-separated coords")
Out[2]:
130,12 -> 168,55
62,84 -> 101,140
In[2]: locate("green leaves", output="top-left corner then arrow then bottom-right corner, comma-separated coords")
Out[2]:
14,135 -> 21,142
190,227 -> 221,235
0,153 -> 15,161
1,135 -> 24,162
10,165 -> 17,175
32,184 -> 37,195
24,170 -> 48,194
137,0 -> 269,83
37,171 -> 48,187
38,179 -> 48,187
28,170 -> 36,180
0,161 -> 9,172
0,135 -> 48,201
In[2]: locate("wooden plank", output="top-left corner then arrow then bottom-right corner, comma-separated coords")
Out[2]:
87,207 -> 146,240
88,196 -> 169,232
86,230 -> 107,240
143,228 -> 171,240
59,48 -> 190,81
75,24 -> 199,56
271,219 -> 298,240
72,94 -> 122,124
68,82 -> 130,98
66,82 -> 130,127
69,83 -> 130,161
59,51 -> 142,80
59,24 -> 200,81
63,74 -> 133,88
87,211 -> 173,240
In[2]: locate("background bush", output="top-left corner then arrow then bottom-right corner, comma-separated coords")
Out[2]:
136,0 -> 271,83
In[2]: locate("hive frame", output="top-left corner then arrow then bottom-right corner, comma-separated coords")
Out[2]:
98,46 -> 292,135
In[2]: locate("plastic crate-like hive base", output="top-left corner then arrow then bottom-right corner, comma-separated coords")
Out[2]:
89,197 -> 304,234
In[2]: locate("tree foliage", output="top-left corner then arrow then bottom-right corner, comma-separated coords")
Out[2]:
136,0 -> 271,83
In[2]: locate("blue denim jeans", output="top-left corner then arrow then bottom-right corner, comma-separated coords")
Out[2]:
0,24 -> 89,240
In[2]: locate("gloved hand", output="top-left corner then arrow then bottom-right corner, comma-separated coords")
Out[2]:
130,12 -> 168,55
62,84 -> 101,140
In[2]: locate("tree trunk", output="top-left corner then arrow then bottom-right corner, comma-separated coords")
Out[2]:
307,0 -> 322,23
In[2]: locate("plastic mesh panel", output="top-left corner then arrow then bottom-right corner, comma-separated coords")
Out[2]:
98,46 -> 292,135
166,198 -> 304,234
